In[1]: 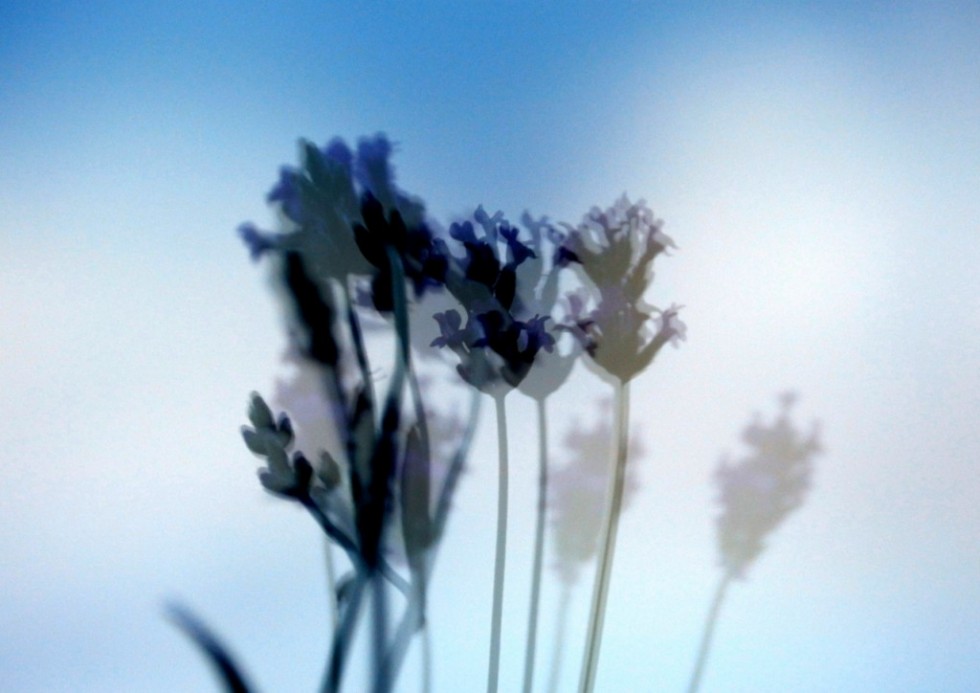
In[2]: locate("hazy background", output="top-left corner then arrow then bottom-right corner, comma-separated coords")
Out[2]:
2,2 -> 978,691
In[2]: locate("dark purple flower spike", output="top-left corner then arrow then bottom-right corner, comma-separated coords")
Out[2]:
431,208 -> 554,393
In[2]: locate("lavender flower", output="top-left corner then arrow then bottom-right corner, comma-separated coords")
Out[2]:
566,194 -> 684,692
238,134 -> 449,314
251,138 -> 371,283
561,194 -> 683,383
550,398 -> 644,586
240,392 -> 315,499
686,394 -> 823,693
514,212 -> 581,401
544,398 -> 644,693
714,392 -> 822,579
431,208 -> 558,392
232,135 -> 466,693
352,191 -> 448,313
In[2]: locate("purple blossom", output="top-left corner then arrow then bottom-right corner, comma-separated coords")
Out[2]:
430,309 -> 467,350
266,166 -> 305,224
237,222 -> 278,261
354,133 -> 395,205
429,208 -> 562,393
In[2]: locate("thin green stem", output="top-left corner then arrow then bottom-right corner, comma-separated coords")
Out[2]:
322,575 -> 366,693
545,585 -> 573,693
324,540 -> 338,632
371,571 -> 390,693
381,581 -> 423,689
405,366 -> 433,693
522,396 -> 549,693
421,622 -> 433,693
341,282 -> 375,413
487,393 -> 510,693
366,245 -> 412,693
577,380 -> 631,693
685,573 -> 732,693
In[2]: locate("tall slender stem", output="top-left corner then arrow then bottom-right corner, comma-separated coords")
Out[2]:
487,393 -> 510,693
545,584 -> 573,693
371,571 -> 390,693
341,282 -> 375,411
369,246 -> 412,693
322,576 -> 366,693
405,346 -> 432,693
685,573 -> 732,693
421,622 -> 433,693
522,396 -> 549,693
578,380 -> 631,693
324,540 -> 338,632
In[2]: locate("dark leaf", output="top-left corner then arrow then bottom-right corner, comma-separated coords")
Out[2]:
283,252 -> 340,366
166,603 -> 253,693
400,424 -> 433,562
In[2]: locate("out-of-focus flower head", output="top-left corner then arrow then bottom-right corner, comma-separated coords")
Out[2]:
352,191 -> 448,313
550,398 -> 644,586
240,388 -> 351,550
241,391 -> 318,498
238,133 -> 449,314
560,194 -> 683,383
714,393 -> 822,580
241,138 -> 368,278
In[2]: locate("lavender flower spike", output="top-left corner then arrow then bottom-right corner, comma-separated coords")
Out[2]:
687,394 -> 822,693
560,194 -> 680,384
714,392 -> 822,579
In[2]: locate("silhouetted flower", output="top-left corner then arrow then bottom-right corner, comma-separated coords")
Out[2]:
352,191 -> 448,313
238,138 -> 368,284
238,134 -> 449,313
240,391 -> 314,497
560,194 -> 683,383
353,135 -> 396,210
430,208 -> 560,392
714,393 -> 821,579
237,222 -> 277,262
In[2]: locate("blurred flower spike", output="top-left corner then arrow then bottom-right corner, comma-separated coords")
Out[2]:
241,391 -> 316,498
561,194 -> 683,383
714,393 -> 822,579
352,190 -> 449,312
238,133 -> 448,314
550,398 -> 644,586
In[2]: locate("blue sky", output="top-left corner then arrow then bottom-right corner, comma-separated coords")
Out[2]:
2,2 -> 979,691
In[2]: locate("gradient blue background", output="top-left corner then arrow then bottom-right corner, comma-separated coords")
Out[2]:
2,2 -> 978,691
